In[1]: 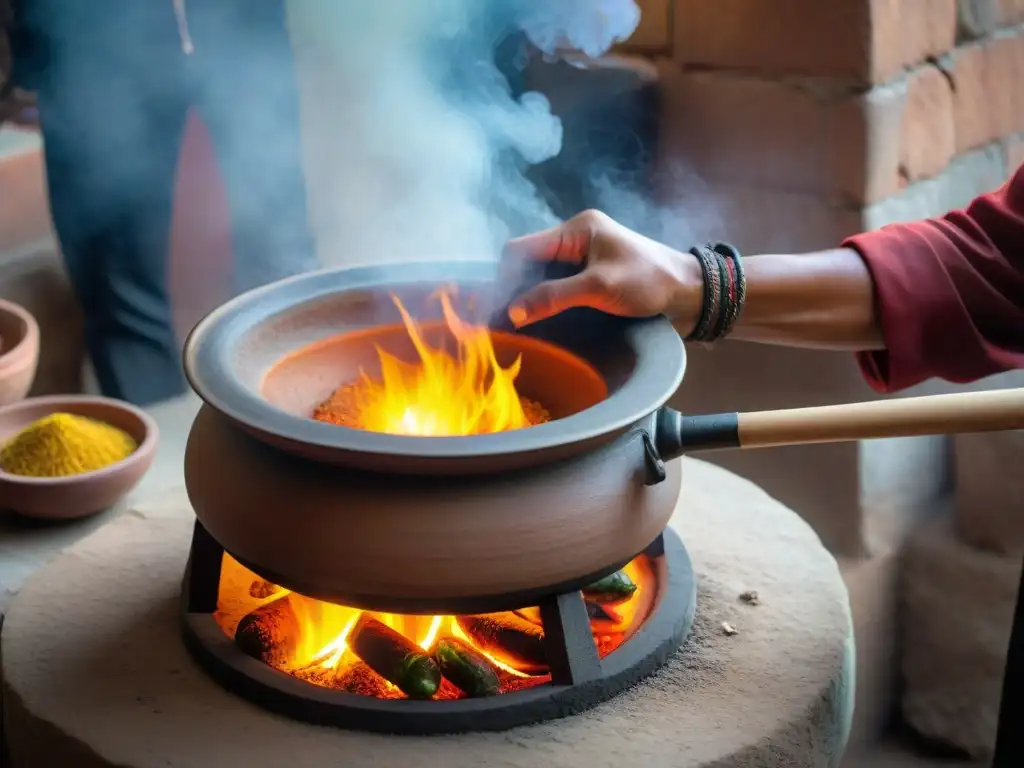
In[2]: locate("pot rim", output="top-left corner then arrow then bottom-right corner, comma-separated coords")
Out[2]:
183,261 -> 686,465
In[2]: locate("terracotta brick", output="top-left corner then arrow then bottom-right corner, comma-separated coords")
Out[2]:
864,145 -> 1009,229
949,31 -> 1024,153
903,0 -> 959,64
657,62 -> 963,205
618,0 -> 674,52
678,182 -> 865,254
948,43 -> 994,152
660,68 -> 871,201
674,0 -> 874,84
899,65 -> 957,184
988,32 -> 1024,137
656,131 -> 1008,263
837,84 -> 906,202
673,0 -> 956,86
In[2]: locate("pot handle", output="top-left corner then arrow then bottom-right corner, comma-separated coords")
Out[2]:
654,388 -> 1024,462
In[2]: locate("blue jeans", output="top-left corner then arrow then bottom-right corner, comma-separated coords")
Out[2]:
28,0 -> 315,405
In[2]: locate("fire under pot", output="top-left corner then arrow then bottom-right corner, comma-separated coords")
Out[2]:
179,261 -> 1024,734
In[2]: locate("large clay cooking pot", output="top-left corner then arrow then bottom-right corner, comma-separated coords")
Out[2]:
182,262 -> 1024,610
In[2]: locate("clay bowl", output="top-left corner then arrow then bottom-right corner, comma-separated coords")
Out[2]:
0,298 -> 40,406
0,395 -> 159,520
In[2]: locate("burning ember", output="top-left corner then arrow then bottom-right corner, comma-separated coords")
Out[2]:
214,555 -> 657,700
312,290 -> 551,436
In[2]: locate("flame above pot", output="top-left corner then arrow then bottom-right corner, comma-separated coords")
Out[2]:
312,289 -> 550,437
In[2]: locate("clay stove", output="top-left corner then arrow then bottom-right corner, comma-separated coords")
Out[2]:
182,522 -> 693,734
178,262 -> 702,734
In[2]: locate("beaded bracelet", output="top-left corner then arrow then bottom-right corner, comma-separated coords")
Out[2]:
685,242 -> 747,343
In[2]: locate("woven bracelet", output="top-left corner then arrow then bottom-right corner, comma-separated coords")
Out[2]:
685,245 -> 721,342
706,246 -> 733,342
711,242 -> 746,341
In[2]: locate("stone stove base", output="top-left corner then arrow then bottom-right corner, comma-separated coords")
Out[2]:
1,459 -> 854,768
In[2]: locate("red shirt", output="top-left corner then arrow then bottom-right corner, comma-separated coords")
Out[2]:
844,163 -> 1024,393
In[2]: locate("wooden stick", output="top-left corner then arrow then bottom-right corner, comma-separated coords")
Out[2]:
737,389 -> 1024,449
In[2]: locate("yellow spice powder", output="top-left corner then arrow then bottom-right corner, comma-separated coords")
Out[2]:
0,412 -> 138,478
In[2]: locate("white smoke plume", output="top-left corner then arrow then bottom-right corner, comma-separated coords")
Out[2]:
285,0 -> 642,270
516,0 -> 641,57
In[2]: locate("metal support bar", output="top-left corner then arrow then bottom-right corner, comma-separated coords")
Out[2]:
184,519 -> 224,613
538,589 -> 602,686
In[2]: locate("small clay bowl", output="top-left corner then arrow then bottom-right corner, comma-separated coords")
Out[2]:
0,395 -> 159,520
0,298 -> 40,406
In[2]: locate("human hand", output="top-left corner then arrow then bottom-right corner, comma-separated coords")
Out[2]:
502,210 -> 703,331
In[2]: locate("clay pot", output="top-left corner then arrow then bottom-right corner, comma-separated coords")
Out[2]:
182,262 -> 686,474
0,395 -> 159,520
184,405 -> 681,612
0,298 -> 40,406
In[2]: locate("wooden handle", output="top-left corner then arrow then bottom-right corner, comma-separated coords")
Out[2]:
737,389 -> 1024,449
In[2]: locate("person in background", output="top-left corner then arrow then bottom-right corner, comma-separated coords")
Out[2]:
503,164 -> 1024,765
4,0 -> 316,405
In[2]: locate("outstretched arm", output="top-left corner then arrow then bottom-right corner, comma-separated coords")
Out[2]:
506,167 -> 1024,394
504,216 -> 886,351
727,161 -> 1024,392
722,248 -> 883,352
842,164 -> 1024,392
700,164 -> 1024,391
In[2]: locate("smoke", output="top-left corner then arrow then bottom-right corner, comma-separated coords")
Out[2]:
515,0 -> 641,58
11,0 -> 720,313
591,164 -> 724,252
285,0 -> 644,271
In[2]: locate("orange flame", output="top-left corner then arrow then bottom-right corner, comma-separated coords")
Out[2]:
216,554 -> 658,694
354,291 -> 530,437
282,560 -> 654,681
284,600 -> 529,679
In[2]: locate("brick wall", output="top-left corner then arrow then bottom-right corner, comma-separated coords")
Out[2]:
614,4 -> 1023,560
613,4 -> 1024,751
623,0 -> 1024,253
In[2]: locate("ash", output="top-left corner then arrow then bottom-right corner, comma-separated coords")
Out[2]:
651,583 -> 729,693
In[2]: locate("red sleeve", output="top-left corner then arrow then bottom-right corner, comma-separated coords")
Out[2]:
842,163 -> 1024,393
